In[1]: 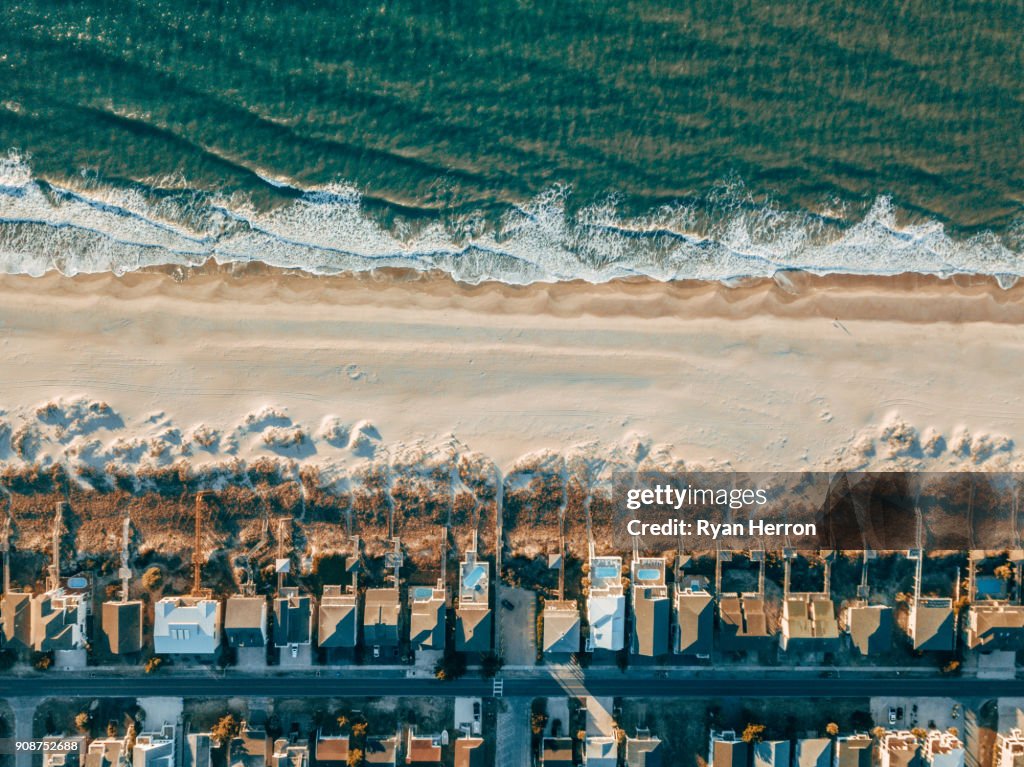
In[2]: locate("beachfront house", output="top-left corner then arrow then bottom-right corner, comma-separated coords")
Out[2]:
274,587 -> 313,665
754,741 -> 790,767
965,602 -> 1024,651
542,738 -> 575,767
675,576 -> 714,658
709,731 -> 749,767
625,730 -> 664,767
364,587 -> 401,658
836,735 -> 873,767
364,734 -> 399,767
404,728 -> 443,765
909,598 -> 955,652
314,730 -> 350,767
456,547 -> 492,652
794,738 -> 833,767
1,591 -> 32,652
318,585 -> 357,659
585,736 -> 618,767
409,582 -> 446,652
101,599 -> 144,655
454,738 -> 485,767
630,557 -> 670,657
845,604 -> 894,656
225,595 -> 268,648
542,599 -> 581,656
587,556 -> 625,652
780,594 -> 840,653
153,595 -> 221,657
184,733 -> 213,767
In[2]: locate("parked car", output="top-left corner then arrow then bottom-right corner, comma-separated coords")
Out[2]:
501,598 -> 515,610
888,707 -> 897,725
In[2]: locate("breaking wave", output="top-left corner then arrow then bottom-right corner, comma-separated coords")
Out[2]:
1,150 -> 1021,285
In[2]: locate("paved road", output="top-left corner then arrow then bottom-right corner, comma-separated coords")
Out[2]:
2,674 -> 1023,699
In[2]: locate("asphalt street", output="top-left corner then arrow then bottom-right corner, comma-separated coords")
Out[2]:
1,673 -> 1021,699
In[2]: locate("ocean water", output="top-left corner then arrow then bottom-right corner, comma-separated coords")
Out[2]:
2,0 -> 1022,284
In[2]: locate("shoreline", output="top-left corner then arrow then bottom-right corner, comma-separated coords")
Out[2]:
10,262 -> 1024,325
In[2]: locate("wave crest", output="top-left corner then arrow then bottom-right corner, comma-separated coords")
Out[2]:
1,151 -> 1021,284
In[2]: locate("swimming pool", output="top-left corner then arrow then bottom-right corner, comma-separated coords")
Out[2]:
636,568 -> 660,581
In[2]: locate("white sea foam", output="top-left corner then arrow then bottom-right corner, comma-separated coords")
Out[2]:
0,151 -> 1021,284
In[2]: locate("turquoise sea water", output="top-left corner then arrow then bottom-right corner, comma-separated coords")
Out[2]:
1,1 -> 1022,282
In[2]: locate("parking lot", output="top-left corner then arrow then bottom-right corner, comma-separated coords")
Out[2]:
497,585 -> 536,666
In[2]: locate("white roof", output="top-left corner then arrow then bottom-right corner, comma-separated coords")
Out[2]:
587,593 -> 625,650
154,597 -> 221,655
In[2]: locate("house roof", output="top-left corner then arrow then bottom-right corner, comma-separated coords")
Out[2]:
456,604 -> 492,651
676,589 -> 714,656
153,596 -> 221,655
102,600 -> 144,655
409,587 -> 446,651
185,734 -> 212,767
318,586 -> 357,649
542,600 -> 580,654
542,737 -> 574,767
795,738 -> 833,767
837,736 -> 872,767
713,739 -> 750,767
225,596 -> 267,647
846,604 -> 894,655
231,724 -> 269,767
85,738 -> 129,767
1,591 -> 32,649
314,734 -> 349,764
719,596 -> 771,649
882,732 -> 927,767
626,736 -> 663,767
911,598 -> 955,652
781,596 -> 839,651
270,739 -> 308,767
454,738 -> 485,767
405,731 -> 442,765
966,603 -> 1024,651
588,593 -> 625,651
754,741 -> 791,767
274,589 -> 312,647
586,736 -> 618,767
363,588 -> 400,647
632,586 -> 669,656
364,735 -> 398,766
32,590 -> 86,651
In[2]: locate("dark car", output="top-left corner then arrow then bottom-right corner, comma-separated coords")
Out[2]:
501,598 -> 515,610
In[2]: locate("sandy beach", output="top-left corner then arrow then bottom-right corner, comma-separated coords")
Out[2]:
0,267 -> 1022,474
